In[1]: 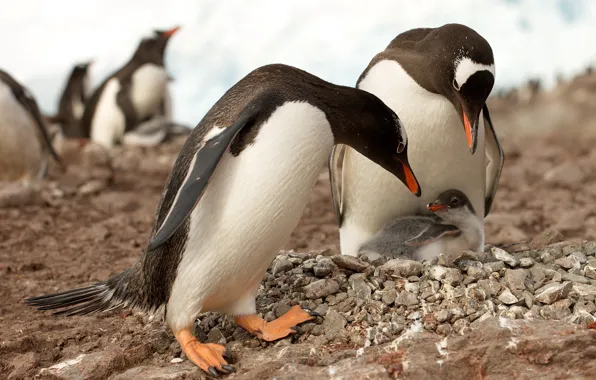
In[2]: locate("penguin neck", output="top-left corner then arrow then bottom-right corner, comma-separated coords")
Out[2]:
442,211 -> 484,251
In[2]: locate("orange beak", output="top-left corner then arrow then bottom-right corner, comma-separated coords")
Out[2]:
427,203 -> 448,213
163,26 -> 181,37
400,159 -> 420,196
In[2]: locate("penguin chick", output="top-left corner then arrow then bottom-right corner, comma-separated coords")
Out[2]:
358,189 -> 484,262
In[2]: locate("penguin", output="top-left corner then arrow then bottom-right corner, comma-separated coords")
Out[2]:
358,189 -> 483,262
0,69 -> 62,183
80,26 -> 180,148
47,61 -> 93,138
26,63 -> 421,376
329,23 -> 504,257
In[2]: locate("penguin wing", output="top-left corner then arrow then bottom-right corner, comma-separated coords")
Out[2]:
17,88 -> 62,165
328,144 -> 346,226
147,115 -> 253,251
483,104 -> 504,217
404,224 -> 461,247
116,79 -> 139,133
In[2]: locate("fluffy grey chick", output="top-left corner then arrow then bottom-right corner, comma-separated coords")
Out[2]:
358,189 -> 484,261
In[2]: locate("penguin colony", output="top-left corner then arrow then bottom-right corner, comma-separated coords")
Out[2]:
0,23 -> 504,376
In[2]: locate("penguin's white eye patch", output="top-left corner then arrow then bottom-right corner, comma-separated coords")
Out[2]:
453,57 -> 495,90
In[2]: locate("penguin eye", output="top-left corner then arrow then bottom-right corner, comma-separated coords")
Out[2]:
452,78 -> 460,91
449,197 -> 460,207
397,141 -> 405,154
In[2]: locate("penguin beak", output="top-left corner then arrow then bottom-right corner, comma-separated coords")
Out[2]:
427,202 -> 448,213
388,155 -> 421,197
163,26 -> 181,38
461,107 -> 480,154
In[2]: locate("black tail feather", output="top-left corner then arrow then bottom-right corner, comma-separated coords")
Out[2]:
25,269 -> 137,317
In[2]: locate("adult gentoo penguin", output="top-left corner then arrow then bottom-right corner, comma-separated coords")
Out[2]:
80,26 -> 180,148
47,61 -> 93,138
0,69 -> 61,182
330,23 -> 504,257
26,64 -> 421,376
359,189 -> 483,262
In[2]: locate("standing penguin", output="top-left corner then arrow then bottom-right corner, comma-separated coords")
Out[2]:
330,23 -> 504,257
81,26 -> 180,148
358,189 -> 484,262
47,61 -> 93,138
0,69 -> 61,183
26,64 -> 421,376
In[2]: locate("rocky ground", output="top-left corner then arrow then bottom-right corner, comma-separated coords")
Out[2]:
2,70 -> 596,379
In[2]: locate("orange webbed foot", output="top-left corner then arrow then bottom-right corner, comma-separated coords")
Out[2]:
174,328 -> 234,377
235,305 -> 320,341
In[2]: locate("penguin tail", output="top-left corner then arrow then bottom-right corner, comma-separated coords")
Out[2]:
25,268 -> 137,317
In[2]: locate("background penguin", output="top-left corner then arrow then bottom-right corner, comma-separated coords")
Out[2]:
46,61 -> 93,139
359,189 -> 484,262
330,23 -> 504,257
26,63 -> 421,377
80,26 -> 181,148
0,69 -> 61,183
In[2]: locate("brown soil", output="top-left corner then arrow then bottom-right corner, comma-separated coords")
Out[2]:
2,75 -> 596,379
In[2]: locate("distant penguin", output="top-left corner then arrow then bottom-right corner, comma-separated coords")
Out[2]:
0,69 -> 61,183
48,61 -> 93,138
81,26 -> 181,148
27,63 -> 421,376
330,23 -> 504,257
358,189 -> 483,262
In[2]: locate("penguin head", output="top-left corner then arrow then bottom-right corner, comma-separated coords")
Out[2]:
72,61 -> 92,77
342,91 -> 421,197
134,26 -> 181,65
427,189 -> 476,222
429,24 -> 495,154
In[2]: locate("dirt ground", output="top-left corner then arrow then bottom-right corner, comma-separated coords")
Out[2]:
2,72 -> 596,379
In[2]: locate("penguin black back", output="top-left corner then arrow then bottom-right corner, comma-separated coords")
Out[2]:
54,61 -> 92,138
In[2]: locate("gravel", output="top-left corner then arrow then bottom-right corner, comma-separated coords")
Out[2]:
191,238 -> 596,351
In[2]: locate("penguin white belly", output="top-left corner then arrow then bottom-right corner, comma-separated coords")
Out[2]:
414,235 -> 479,262
90,79 -> 125,148
130,64 -> 168,120
72,98 -> 84,120
0,83 -> 44,182
340,60 -> 486,256
166,101 -> 334,331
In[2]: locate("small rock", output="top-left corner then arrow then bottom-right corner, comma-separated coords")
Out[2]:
562,273 -> 589,284
491,247 -> 518,267
555,256 -> 580,270
395,290 -> 419,306
584,262 -> 596,280
534,282 -> 572,305
570,251 -> 587,264
478,278 -> 502,296
380,259 -> 423,277
435,309 -> 451,323
323,309 -> 346,339
519,257 -> 534,267
429,266 -> 462,286
467,266 -> 487,280
544,163 -> 584,187
540,299 -> 573,319
484,261 -> 505,273
504,269 -> 529,291
78,179 -> 108,195
436,323 -> 453,335
349,275 -> 372,299
498,289 -> 519,305
206,327 -> 226,344
381,288 -> 397,305
272,258 -> 294,275
529,228 -> 564,250
571,283 -> 596,297
331,255 -> 369,272
303,279 -> 340,299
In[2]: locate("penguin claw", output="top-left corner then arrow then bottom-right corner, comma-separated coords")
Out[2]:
208,366 -> 220,378
222,365 -> 235,373
223,348 -> 233,361
302,306 -> 322,318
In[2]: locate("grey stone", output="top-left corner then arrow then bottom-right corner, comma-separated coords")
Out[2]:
478,278 -> 502,296
519,257 -> 534,267
504,269 -> 529,291
112,365 -> 197,380
534,282 -> 573,304
435,309 -> 451,323
529,228 -> 564,250
467,266 -> 487,280
331,255 -> 369,272
584,262 -> 596,280
323,309 -> 346,339
570,251 -> 587,263
272,258 -> 294,275
313,258 -> 337,277
540,299 -> 573,319
484,261 -> 505,273
429,265 -> 462,286
381,288 -> 397,306
206,327 -> 226,344
584,242 -> 596,256
562,273 -> 589,284
395,290 -> 419,306
530,265 -> 547,286
555,256 -> 580,270
498,289 -> 519,305
303,279 -> 340,299
349,275 -> 372,299
571,283 -> 596,297
404,282 -> 419,294
380,259 -> 423,277
436,323 -> 453,335
491,247 -> 518,267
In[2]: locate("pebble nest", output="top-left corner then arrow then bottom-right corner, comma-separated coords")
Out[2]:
193,234 -> 596,353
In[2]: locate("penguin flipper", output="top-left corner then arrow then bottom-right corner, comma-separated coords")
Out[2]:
147,115 -> 254,251
328,144 -> 346,226
17,88 -> 63,166
483,104 -> 504,217
116,79 -> 139,133
405,224 -> 461,247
